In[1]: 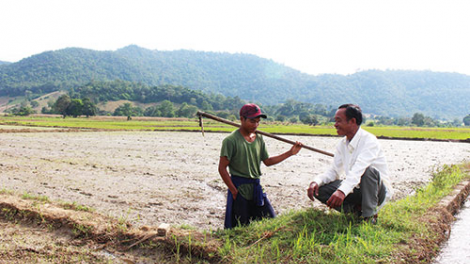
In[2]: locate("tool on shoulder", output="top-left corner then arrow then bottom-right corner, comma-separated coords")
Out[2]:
197,111 -> 334,157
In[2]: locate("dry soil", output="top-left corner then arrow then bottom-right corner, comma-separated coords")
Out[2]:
1,131 -> 469,231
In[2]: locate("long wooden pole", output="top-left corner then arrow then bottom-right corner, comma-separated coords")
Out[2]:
197,111 -> 334,157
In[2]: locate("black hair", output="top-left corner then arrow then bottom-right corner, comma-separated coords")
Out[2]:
338,104 -> 362,125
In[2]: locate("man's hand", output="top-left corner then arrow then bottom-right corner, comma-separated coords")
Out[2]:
219,156 -> 238,200
326,190 -> 345,209
307,181 -> 319,201
289,141 -> 303,156
231,189 -> 238,200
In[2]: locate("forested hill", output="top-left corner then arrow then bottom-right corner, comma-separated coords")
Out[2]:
0,46 -> 311,104
1,45 -> 470,119
0,61 -> 11,65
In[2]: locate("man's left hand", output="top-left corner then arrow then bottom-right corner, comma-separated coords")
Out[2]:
326,190 -> 345,209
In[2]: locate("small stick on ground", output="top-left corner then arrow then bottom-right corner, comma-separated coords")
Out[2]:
125,233 -> 158,250
247,226 -> 286,248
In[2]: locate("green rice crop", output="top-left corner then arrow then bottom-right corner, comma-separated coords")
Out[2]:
1,116 -> 469,141
364,126 -> 470,140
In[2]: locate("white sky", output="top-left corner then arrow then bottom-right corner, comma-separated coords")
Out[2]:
1,0 -> 470,76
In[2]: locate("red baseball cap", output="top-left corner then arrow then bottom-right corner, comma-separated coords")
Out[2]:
239,104 -> 267,119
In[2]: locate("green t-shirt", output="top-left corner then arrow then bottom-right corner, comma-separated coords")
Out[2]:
220,129 -> 269,199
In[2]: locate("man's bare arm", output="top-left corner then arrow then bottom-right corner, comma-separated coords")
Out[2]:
218,156 -> 238,199
263,141 -> 303,166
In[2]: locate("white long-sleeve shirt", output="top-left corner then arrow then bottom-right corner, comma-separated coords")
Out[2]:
314,127 -> 393,204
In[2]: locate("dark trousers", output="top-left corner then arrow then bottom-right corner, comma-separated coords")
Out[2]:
231,194 -> 276,227
314,167 -> 386,217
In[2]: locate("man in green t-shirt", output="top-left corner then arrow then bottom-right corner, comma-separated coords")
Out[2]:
219,103 -> 303,229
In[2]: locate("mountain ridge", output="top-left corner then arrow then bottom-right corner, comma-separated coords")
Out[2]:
1,45 -> 469,119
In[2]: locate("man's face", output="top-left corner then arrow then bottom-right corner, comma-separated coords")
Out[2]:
334,108 -> 355,136
241,117 -> 260,133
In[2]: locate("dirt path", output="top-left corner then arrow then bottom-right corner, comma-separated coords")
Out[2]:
1,131 -> 469,231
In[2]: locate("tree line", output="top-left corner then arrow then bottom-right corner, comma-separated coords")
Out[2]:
5,79 -> 470,126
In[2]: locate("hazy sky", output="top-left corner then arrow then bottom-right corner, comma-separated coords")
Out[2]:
2,0 -> 470,76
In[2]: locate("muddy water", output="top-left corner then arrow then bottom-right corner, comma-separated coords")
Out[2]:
433,197 -> 470,264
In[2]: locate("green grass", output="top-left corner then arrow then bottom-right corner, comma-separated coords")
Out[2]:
0,116 -> 202,131
60,201 -> 95,212
21,192 -> 50,203
1,115 -> 470,140
210,164 -> 469,263
364,126 -> 470,140
0,189 -> 14,195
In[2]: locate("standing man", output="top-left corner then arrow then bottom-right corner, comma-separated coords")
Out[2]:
307,104 -> 393,223
219,103 -> 303,229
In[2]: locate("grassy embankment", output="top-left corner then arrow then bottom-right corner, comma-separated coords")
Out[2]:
1,115 -> 470,141
174,164 -> 469,263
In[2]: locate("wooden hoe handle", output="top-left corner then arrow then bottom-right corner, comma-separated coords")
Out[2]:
197,111 -> 334,157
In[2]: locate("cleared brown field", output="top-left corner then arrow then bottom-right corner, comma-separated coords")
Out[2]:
2,131 -> 469,230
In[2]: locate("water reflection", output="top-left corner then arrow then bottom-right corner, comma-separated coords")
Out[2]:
434,197 -> 470,264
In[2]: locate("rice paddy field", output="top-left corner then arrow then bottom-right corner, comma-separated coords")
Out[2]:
1,115 -> 469,141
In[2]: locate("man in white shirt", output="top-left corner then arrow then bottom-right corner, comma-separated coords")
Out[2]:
307,104 -> 393,223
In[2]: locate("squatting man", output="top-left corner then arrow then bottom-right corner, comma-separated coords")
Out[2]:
307,104 -> 393,223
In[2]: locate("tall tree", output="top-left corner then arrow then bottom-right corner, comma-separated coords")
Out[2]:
82,98 -> 97,117
177,103 -> 198,118
113,103 -> 142,120
54,94 -> 71,118
411,113 -> 425,127
114,103 -> 134,119
463,114 -> 470,126
158,100 -> 175,117
66,99 -> 84,118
